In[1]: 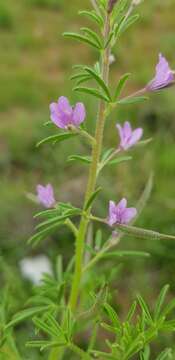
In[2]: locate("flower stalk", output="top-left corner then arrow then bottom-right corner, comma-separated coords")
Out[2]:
69,11 -> 112,312
49,9 -> 112,360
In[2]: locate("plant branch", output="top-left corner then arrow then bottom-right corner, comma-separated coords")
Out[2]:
97,148 -> 121,174
68,11 -> 112,312
65,219 -> 78,237
83,174 -> 153,272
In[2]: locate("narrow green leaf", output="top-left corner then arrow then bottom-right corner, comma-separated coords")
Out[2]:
101,148 -> 114,161
114,14 -> 125,37
118,14 -> 140,36
108,155 -> 132,166
67,155 -> 91,164
79,10 -> 104,27
33,317 -> 61,338
63,32 -> 101,50
64,308 -> 75,340
126,301 -> 137,322
102,250 -> 150,258
162,298 -> 175,317
81,27 -> 103,48
104,30 -> 114,48
156,348 -> 172,360
58,202 -> 79,211
118,96 -> 148,105
45,313 -> 65,338
162,320 -> 175,332
114,73 -> 130,100
44,121 -> 52,126
36,210 -> 81,231
103,303 -> 121,330
74,86 -> 110,102
85,187 -> 102,211
37,133 -> 78,147
113,0 -> 128,22
84,66 -> 111,100
71,72 -> 92,85
140,346 -> 150,360
6,306 -> 50,329
70,72 -> 88,81
34,209 -> 60,219
94,61 -> 101,74
76,75 -> 92,85
35,214 -> 69,231
137,295 -> 153,324
117,224 -> 175,242
136,138 -> 152,147
28,222 -> 63,246
154,285 -> 170,321
27,340 -> 66,351
100,322 -> 116,334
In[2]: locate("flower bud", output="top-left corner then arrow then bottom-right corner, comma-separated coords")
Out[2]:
107,0 -> 118,13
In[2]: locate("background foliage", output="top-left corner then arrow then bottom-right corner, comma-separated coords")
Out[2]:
0,0 -> 175,358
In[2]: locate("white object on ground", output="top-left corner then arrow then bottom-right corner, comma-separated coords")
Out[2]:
20,255 -> 53,285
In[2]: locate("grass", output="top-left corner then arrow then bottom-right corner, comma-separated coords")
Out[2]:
0,3 -> 13,29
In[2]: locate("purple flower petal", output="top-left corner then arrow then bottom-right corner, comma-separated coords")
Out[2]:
147,54 -> 174,91
108,198 -> 137,227
108,200 -> 118,226
50,96 -> 72,129
116,121 -> 143,150
72,102 -> 86,126
116,198 -> 127,211
123,121 -> 132,138
37,184 -> 56,208
50,102 -> 67,129
127,128 -> 143,148
57,96 -> 72,114
57,96 -> 73,127
50,96 -> 86,129
121,207 -> 137,224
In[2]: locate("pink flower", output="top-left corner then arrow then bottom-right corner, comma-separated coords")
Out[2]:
108,198 -> 137,226
36,184 -> 56,208
116,121 -> 143,150
146,54 -> 174,91
50,96 -> 86,129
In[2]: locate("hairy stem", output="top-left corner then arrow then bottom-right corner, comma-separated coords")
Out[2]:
49,9 -> 112,360
69,12 -> 111,312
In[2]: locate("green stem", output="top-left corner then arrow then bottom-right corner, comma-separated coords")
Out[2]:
65,219 -> 78,237
49,9 -> 111,360
69,12 -> 111,312
83,236 -> 119,273
88,320 -> 99,352
97,148 -> 121,175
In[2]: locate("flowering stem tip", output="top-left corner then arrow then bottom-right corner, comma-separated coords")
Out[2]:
108,0 -> 118,13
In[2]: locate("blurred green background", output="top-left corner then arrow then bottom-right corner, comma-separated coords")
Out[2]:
0,0 -> 175,357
